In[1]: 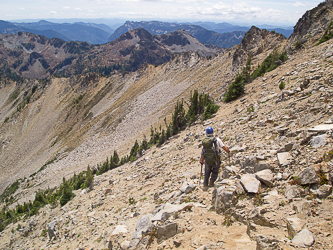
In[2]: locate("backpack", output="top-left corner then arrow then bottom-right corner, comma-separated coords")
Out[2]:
202,137 -> 219,165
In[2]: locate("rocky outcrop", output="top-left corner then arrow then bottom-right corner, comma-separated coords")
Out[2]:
289,0 -> 333,47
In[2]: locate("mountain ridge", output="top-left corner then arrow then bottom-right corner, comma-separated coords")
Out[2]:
0,28 -> 220,79
108,21 -> 247,48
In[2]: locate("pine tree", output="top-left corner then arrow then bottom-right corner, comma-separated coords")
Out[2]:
129,140 -> 139,162
113,151 -> 119,165
59,177 -> 74,206
85,166 -> 94,190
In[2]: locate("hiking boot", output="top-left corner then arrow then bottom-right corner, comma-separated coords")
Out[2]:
208,181 -> 215,187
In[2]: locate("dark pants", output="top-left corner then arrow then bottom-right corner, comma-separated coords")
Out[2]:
204,162 -> 220,186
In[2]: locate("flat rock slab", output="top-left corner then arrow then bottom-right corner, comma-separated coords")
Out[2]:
240,174 -> 261,193
308,124 -> 333,132
277,152 -> 292,166
291,229 -> 314,247
255,169 -> 273,187
111,225 -> 128,236
151,203 -> 193,221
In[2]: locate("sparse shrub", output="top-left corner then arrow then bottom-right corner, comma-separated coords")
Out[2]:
319,172 -> 328,185
279,81 -> 286,90
222,214 -> 234,227
252,193 -> 264,206
247,105 -> 255,113
323,150 -> 333,162
128,197 -> 136,205
294,41 -> 302,49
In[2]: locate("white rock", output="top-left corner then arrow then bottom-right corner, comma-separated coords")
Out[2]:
291,229 -> 314,247
111,225 -> 128,236
255,169 -> 273,187
240,174 -> 261,193
277,152 -> 292,166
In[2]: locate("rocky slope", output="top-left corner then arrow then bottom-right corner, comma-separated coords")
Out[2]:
1,35 -> 333,249
0,26 -> 284,198
0,1 -> 333,249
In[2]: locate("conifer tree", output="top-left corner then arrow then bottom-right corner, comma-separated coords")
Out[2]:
85,166 -> 94,190
113,151 -> 119,165
59,177 -> 74,206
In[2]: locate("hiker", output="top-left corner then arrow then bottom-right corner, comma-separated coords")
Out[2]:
200,126 -> 230,188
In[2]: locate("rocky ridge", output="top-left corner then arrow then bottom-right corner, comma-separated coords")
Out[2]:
0,28 -> 220,79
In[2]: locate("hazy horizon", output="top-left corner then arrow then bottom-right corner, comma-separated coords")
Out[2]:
1,0 -> 323,27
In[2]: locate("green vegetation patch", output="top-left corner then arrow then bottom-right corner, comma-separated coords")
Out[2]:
317,21 -> 333,46
1,180 -> 20,203
251,49 -> 288,79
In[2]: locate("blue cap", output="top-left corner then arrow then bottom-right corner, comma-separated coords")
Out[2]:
206,126 -> 213,134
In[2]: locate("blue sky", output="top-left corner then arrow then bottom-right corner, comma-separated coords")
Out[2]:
1,0 -> 324,26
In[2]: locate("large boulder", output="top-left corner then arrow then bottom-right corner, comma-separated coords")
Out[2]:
310,134 -> 326,148
213,185 -> 237,214
296,167 -> 320,185
241,174 -> 261,193
131,214 -> 153,240
255,169 -> 274,187
291,229 -> 314,247
155,220 -> 178,240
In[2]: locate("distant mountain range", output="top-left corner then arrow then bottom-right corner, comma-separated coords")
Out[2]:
0,28 -> 221,79
0,19 -> 293,48
108,21 -> 246,48
0,20 -> 114,44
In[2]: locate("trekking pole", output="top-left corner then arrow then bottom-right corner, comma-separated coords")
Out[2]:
200,163 -> 203,185
228,153 -> 231,166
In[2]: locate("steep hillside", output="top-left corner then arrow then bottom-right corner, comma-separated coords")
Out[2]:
0,29 -> 333,250
0,26 -> 283,198
108,21 -> 245,48
0,29 -> 220,79
0,1 -> 333,249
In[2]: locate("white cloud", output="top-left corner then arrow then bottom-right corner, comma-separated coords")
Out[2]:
293,2 -> 306,7
50,11 -> 57,15
75,8 -> 83,11
19,8 -> 25,11
63,6 -> 70,9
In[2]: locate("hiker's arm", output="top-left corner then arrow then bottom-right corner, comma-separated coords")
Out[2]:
222,146 -> 230,156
